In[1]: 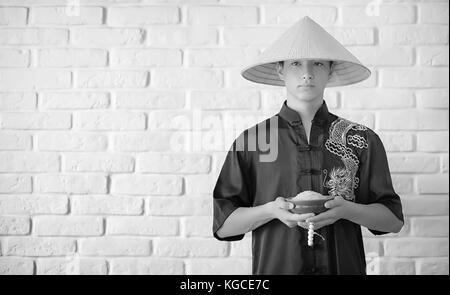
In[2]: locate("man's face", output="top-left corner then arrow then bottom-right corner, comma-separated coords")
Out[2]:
276,59 -> 333,102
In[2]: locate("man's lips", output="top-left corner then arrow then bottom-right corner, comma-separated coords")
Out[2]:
298,84 -> 315,87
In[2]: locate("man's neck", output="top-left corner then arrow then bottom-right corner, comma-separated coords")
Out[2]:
286,93 -> 324,125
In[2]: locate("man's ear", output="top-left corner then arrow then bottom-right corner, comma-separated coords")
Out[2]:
328,61 -> 334,79
276,61 -> 284,80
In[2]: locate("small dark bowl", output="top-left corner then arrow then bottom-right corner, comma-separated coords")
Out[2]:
287,197 -> 334,214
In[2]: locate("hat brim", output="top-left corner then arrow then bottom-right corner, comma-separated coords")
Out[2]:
241,58 -> 371,87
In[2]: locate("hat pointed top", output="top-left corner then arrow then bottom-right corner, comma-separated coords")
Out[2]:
240,16 -> 371,87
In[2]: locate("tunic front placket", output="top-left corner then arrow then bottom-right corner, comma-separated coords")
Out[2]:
290,118 -> 332,275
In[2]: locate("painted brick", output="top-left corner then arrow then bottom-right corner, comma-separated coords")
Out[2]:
416,258 -> 449,275
74,111 -> 146,130
41,92 -> 110,110
65,153 -> 134,173
113,131 -> 185,152
37,132 -> 108,151
402,195 -> 449,216
442,155 -> 449,173
106,217 -> 179,236
4,237 -> 76,257
79,237 -> 151,256
185,174 -> 216,194
115,91 -> 185,109
152,69 -> 223,89
183,216 -> 213,237
111,49 -> 182,67
387,154 -> 439,173
71,28 -> 144,46
37,49 -> 107,67
146,196 -> 211,216
185,258 -> 251,275
110,258 -> 184,275
0,7 -> 27,25
380,68 -> 449,88
378,110 -> 448,130
342,5 -> 415,25
187,6 -> 258,25
230,237 -> 252,257
76,70 -> 148,88
0,216 -> 30,235
108,6 -> 179,25
146,27 -> 218,47
391,175 -> 414,194
418,4 -> 449,24
35,174 -> 108,194
0,28 -> 68,45
341,89 -> 414,108
36,257 -> 107,275
367,257 -> 415,275
154,238 -> 228,257
0,195 -> 68,215
0,49 -> 29,67
417,46 -> 449,66
417,132 -> 449,152
0,93 -> 36,110
0,258 -> 34,275
0,69 -> 71,90
384,238 -> 448,257
410,217 -> 449,237
378,133 -> 414,152
224,27 -> 287,46
138,153 -> 211,174
111,175 -> 182,196
416,89 -> 449,109
0,175 -> 32,193
347,46 -> 414,66
30,6 -> 103,25
0,112 -> 71,130
191,91 -> 260,109
0,132 -> 32,150
264,5 -> 336,25
0,152 -> 59,173
71,195 -> 143,215
187,48 -> 259,67
417,175 -> 449,194
380,26 -> 448,45
33,216 -> 104,236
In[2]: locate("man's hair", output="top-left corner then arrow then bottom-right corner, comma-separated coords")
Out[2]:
277,60 -> 334,72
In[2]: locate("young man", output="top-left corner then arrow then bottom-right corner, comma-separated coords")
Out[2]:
212,16 -> 404,275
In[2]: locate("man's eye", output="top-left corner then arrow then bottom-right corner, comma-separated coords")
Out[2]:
315,62 -> 324,66
292,61 -> 300,66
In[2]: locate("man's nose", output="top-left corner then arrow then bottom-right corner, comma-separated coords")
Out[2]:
301,72 -> 314,81
300,63 -> 314,81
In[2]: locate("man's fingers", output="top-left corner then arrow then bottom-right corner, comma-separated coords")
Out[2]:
298,213 -> 315,220
275,197 -> 295,209
275,196 -> 284,203
324,200 -> 335,209
284,201 -> 294,210
297,221 -> 308,229
289,212 -> 315,222
306,211 -> 332,223
309,220 -> 330,230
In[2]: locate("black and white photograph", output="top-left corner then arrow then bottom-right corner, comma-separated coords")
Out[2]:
0,0 -> 448,280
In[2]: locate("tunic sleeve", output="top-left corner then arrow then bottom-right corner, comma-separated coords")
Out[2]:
362,130 -> 404,235
212,140 -> 253,241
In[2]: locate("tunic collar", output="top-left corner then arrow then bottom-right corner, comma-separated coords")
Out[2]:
278,99 -> 331,127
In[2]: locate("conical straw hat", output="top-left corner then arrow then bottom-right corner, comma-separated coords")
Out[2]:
241,16 -> 371,87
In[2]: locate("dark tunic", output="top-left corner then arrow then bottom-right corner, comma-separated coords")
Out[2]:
212,99 -> 404,275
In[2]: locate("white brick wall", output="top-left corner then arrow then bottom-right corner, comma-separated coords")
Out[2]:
0,0 -> 448,275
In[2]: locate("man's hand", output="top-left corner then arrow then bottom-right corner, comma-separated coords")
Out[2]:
267,197 -> 315,228
297,195 -> 350,230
